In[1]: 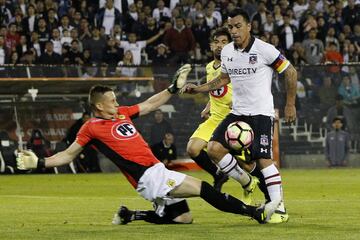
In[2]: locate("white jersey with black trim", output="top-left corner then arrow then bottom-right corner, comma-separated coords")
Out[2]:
221,36 -> 290,117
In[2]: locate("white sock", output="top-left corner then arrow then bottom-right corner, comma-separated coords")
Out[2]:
261,164 -> 282,204
218,153 -> 250,187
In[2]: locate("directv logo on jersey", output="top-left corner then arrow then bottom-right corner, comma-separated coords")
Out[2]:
227,68 -> 257,75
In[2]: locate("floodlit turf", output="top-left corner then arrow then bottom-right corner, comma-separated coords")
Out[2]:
1,169 -> 360,240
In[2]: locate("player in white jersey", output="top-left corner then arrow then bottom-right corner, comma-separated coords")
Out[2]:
183,9 -> 297,223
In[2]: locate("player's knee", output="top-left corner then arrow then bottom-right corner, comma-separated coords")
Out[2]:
172,212 -> 193,224
207,141 -> 227,162
186,143 -> 201,158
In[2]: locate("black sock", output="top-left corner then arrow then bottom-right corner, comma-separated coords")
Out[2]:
200,181 -> 256,217
192,150 -> 220,179
134,210 -> 177,224
250,165 -> 271,202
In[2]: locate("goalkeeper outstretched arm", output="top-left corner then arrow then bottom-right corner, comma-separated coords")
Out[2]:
138,64 -> 191,116
17,142 -> 83,170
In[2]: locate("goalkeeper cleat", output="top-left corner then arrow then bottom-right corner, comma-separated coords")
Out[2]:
242,176 -> 259,205
112,206 -> 134,225
252,205 -> 267,224
267,209 -> 289,224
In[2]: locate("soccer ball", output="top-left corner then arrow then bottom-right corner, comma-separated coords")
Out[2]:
225,121 -> 254,151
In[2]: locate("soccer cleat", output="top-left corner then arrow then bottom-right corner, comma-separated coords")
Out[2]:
267,209 -> 289,224
213,173 -> 229,192
242,176 -> 259,205
252,205 -> 267,224
112,206 -> 134,225
264,199 -> 282,222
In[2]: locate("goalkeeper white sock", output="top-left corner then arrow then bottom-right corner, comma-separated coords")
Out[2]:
261,164 -> 283,204
218,153 -> 250,187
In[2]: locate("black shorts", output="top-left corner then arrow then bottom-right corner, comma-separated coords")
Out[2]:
210,113 -> 273,160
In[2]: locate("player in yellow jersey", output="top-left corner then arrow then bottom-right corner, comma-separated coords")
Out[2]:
186,28 -> 258,199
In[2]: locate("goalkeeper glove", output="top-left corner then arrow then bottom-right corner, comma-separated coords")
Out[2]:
17,150 -> 45,170
167,64 -> 192,94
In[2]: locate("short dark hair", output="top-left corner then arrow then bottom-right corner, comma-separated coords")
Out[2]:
332,117 -> 343,123
211,27 -> 231,42
88,85 -> 113,110
228,8 -> 250,23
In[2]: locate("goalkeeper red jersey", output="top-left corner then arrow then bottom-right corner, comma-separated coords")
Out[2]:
76,105 -> 160,187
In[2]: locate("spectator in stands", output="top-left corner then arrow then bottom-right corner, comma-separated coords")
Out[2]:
9,51 -> 19,65
191,13 -> 211,59
58,15 -> 74,38
278,13 -> 298,51
119,31 -> 164,65
29,31 -> 41,57
150,109 -> 173,145
252,1 -> 269,27
65,40 -> 83,65
152,43 -> 170,65
325,27 -> 340,51
301,14 -> 318,37
263,12 -> 276,34
97,0 -> 122,35
122,3 -> 138,33
70,28 -> 83,52
318,76 -> 337,108
111,24 -> 125,42
151,132 -> 177,167
204,6 -> 220,30
64,111 -> 100,172
50,28 -> 62,55
302,28 -> 324,65
115,50 -> 138,77
16,34 -> 29,59
142,17 -> 164,59
102,37 -> 123,66
293,0 -> 309,20
326,95 -> 354,132
0,0 -> 12,26
60,29 -> 72,46
0,35 -> 7,65
342,0 -> 359,29
78,18 -> 92,41
338,75 -> 360,106
83,28 -> 107,64
164,16 -> 196,65
325,117 -> 350,167
273,5 -> 284,27
152,0 -> 172,25
36,18 -> 50,52
188,1 -> 203,21
130,11 -> 147,39
95,62 -> 111,77
82,49 -> 92,65
5,23 -> 20,55
46,8 -> 59,33
21,4 -> 38,34
324,42 -> 344,81
39,41 -> 62,64
250,20 -> 262,39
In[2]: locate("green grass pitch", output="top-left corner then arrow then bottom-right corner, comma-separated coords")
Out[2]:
1,169 -> 360,240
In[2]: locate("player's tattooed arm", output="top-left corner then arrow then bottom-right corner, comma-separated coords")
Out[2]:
283,63 -> 297,123
283,64 -> 297,106
194,72 -> 230,93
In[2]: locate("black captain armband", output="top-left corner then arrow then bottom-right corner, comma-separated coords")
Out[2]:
37,158 -> 46,169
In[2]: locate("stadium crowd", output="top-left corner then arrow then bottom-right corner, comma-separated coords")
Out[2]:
0,0 -> 358,67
